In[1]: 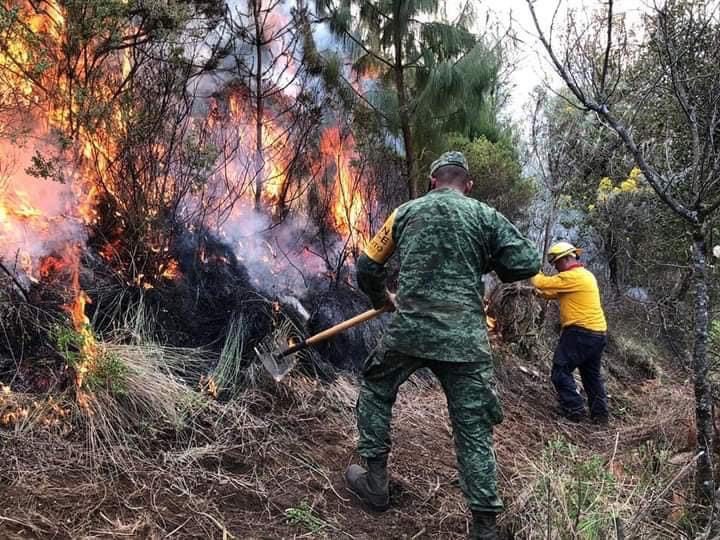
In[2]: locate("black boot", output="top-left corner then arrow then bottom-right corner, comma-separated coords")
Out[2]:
471,510 -> 498,540
345,455 -> 390,511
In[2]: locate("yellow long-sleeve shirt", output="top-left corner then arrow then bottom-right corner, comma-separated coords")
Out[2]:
531,266 -> 607,332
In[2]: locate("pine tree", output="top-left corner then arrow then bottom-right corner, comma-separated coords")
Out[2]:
317,0 -> 500,198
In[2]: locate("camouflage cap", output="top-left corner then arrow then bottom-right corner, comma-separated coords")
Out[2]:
429,151 -> 469,176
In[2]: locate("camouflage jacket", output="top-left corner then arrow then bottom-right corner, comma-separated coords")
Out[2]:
357,187 -> 541,363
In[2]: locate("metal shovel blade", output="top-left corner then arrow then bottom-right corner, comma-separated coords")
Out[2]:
255,348 -> 297,382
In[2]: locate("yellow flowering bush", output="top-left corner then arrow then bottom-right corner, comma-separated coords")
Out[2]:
619,167 -> 642,192
596,168 -> 645,203
596,176 -> 614,202
598,177 -> 614,191
620,178 -> 637,192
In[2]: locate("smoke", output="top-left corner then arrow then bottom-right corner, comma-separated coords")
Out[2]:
214,204 -> 328,297
189,0 -> 303,102
0,137 -> 86,283
311,21 -> 337,52
0,1 -> 371,300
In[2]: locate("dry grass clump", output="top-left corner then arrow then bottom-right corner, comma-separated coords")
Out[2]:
505,434 -> 695,539
500,363 -> 697,539
0,352 -> 347,537
610,334 -> 664,380
509,436 -> 625,538
75,342 -> 214,465
487,283 -> 545,348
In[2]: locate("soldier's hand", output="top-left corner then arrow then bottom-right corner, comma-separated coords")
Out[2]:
385,291 -> 397,312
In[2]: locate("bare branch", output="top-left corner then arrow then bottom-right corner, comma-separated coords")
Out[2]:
599,0 -> 614,99
524,0 -> 699,225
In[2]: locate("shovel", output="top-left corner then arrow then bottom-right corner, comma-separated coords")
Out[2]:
254,305 -> 391,381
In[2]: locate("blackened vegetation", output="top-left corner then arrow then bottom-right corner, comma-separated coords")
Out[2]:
0,150 -> 398,391
0,273 -> 69,391
303,277 -> 387,372
87,228 -> 275,350
1,221 -> 386,393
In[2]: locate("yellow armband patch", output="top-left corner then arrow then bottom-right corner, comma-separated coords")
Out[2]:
364,209 -> 397,263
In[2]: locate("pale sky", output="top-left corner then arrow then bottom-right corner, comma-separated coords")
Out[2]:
476,0 -> 647,122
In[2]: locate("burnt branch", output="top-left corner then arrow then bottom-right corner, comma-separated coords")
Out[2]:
0,259 -> 29,301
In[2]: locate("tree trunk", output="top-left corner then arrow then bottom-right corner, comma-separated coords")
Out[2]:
541,197 -> 558,261
392,11 -> 416,199
606,229 -> 621,294
253,0 -> 265,211
398,99 -> 416,198
691,223 -> 714,502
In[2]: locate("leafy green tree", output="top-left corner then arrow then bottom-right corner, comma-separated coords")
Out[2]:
528,89 -> 625,259
446,133 -> 533,223
316,0 -> 501,198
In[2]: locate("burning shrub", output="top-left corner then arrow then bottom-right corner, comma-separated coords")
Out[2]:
0,0 -> 399,397
53,323 -> 129,395
82,225 -> 274,354
0,269 -> 71,388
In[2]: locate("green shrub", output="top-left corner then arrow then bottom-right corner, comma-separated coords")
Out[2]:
53,324 -> 128,395
518,437 -> 622,539
84,352 -> 128,395
613,335 -> 662,379
445,133 -> 535,222
284,501 -> 328,534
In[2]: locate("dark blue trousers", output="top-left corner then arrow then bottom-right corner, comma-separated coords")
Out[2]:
551,326 -> 608,419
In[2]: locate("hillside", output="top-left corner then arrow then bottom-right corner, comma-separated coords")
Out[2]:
0,327 -> 695,539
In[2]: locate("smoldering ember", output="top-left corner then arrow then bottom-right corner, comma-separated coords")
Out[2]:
0,1 -> 719,538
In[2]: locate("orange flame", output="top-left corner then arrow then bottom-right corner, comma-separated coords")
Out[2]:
484,300 -> 497,333
38,255 -> 67,279
260,121 -> 290,207
0,189 -> 44,221
63,246 -> 96,390
160,259 -> 180,280
199,374 -> 218,399
222,91 -> 290,210
319,127 -> 368,249
0,1 -> 100,281
68,288 -> 91,331
0,1 -> 63,104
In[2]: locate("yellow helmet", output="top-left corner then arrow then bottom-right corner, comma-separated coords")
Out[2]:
547,241 -> 583,264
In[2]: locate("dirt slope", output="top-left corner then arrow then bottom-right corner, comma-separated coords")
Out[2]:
0,344 -> 695,539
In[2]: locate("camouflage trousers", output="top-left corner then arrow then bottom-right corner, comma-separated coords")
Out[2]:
356,350 -> 504,513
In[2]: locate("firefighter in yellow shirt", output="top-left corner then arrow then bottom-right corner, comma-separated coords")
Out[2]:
531,242 -> 609,424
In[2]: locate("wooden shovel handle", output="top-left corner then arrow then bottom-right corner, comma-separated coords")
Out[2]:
304,305 -> 391,347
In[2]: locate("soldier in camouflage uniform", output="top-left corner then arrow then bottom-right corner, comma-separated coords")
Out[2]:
345,151 -> 541,540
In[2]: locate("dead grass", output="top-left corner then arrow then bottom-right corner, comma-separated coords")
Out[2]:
0,330 -> 704,539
